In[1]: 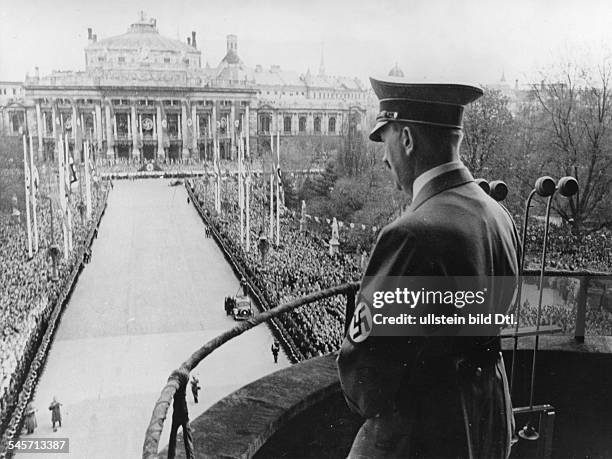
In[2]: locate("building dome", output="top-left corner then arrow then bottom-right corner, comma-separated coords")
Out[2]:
85,13 -> 200,70
388,63 -> 404,77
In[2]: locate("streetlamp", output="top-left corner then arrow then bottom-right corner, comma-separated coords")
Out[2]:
40,194 -> 59,281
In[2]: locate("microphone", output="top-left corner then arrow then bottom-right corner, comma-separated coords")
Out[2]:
518,176 -> 579,442
558,176 -> 578,197
510,175 -> 559,395
475,178 -> 490,194
489,180 -> 508,202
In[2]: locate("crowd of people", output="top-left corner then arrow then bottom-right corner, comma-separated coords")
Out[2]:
95,157 -> 274,175
0,170 -> 109,434
191,176 -> 612,358
522,223 -> 612,272
193,178 -> 362,358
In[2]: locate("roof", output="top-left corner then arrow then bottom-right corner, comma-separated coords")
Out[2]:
86,19 -> 197,54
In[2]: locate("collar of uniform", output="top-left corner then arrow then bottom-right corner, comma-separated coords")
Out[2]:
412,161 -> 465,200
409,167 -> 474,211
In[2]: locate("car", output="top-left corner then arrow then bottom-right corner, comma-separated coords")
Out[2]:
232,295 -> 253,321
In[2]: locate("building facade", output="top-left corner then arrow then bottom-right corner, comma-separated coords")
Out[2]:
4,13 -> 368,163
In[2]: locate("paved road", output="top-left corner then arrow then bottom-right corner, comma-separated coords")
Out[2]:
17,180 -> 289,458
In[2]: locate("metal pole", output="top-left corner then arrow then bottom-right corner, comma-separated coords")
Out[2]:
23,134 -> 33,258
276,131 -> 280,246
29,132 -> 39,252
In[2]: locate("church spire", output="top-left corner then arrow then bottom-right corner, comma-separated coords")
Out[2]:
318,42 -> 325,77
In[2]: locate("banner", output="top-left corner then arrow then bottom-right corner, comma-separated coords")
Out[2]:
161,103 -> 170,148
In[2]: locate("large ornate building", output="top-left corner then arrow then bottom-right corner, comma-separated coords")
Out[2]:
5,13 -> 369,163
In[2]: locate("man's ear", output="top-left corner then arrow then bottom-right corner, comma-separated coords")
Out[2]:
401,125 -> 414,153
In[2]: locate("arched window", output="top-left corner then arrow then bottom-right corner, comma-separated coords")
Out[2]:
314,116 -> 321,133
299,116 -> 306,132
284,116 -> 292,133
328,117 -> 336,133
260,114 -> 271,133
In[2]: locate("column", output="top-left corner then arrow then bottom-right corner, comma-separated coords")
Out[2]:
322,112 -> 328,134
52,103 -> 58,159
156,102 -> 164,159
292,113 -> 298,135
181,100 -> 189,159
35,101 -> 44,160
212,103 -> 217,146
245,104 -> 250,157
104,102 -> 114,158
191,103 -> 198,153
72,104 -> 81,163
131,103 -> 140,160
230,101 -> 236,161
95,102 -> 103,153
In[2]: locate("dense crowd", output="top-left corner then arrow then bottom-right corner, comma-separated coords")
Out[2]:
0,172 -> 108,432
95,157 -> 273,174
193,178 -> 362,358
523,223 -> 612,272
192,176 -> 612,358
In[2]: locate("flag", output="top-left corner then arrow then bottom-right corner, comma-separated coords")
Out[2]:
24,160 -> 31,192
161,103 -> 169,148
89,159 -> 98,182
69,156 -> 78,183
75,113 -> 83,155
32,165 -> 39,196
184,102 -> 193,147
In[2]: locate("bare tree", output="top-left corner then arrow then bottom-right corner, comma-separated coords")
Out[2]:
532,60 -> 612,229
462,88 -> 514,175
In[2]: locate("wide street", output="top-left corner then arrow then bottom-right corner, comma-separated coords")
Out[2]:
17,179 -> 288,458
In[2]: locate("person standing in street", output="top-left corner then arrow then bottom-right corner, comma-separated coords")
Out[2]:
24,402 -> 37,434
271,340 -> 280,364
49,396 -> 62,431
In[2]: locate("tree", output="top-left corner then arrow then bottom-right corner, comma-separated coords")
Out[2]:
462,88 -> 514,176
531,61 -> 612,229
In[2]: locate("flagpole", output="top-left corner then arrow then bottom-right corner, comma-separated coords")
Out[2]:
63,134 -> 73,252
245,145 -> 251,252
29,132 -> 39,252
269,131 -> 274,241
23,134 -> 33,259
239,128 -> 244,246
276,130 -> 280,246
57,136 -> 69,260
85,141 -> 92,219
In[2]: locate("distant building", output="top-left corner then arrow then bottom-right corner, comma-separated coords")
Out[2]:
4,13 -> 368,163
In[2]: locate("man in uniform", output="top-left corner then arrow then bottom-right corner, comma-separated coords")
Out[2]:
337,78 -> 520,458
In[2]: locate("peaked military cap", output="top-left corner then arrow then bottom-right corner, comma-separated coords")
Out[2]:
369,77 -> 484,142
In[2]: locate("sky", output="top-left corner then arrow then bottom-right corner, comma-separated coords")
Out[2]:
2,0 -> 612,86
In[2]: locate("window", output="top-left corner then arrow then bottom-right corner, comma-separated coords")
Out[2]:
328,117 -> 336,133
98,56 -> 105,62
260,114 -> 271,133
314,117 -> 321,133
284,116 -> 292,133
118,56 -> 125,63
164,58 -> 171,64
299,116 -> 306,133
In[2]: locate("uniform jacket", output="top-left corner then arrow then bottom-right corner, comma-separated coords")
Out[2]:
337,167 -> 520,459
